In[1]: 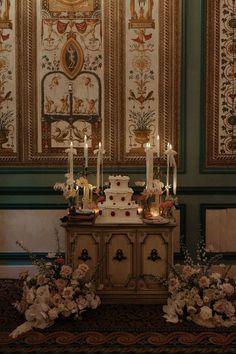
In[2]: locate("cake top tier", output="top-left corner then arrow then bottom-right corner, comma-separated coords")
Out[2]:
107,175 -> 132,191
109,175 -> 130,182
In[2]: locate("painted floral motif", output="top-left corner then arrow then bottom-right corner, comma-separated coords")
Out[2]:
127,1 -> 157,154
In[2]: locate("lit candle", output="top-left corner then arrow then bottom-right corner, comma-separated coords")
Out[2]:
165,143 -> 170,198
69,141 -> 73,177
169,144 -> 177,196
165,143 -> 177,197
156,134 -> 160,158
97,142 -> 102,188
145,142 -> 153,190
93,142 -> 105,189
65,141 -> 76,188
84,135 -> 88,168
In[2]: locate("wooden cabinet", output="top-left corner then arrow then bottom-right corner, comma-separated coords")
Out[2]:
63,223 -> 175,304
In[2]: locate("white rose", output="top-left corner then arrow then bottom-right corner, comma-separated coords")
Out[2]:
48,308 -> 58,320
200,306 -> 212,320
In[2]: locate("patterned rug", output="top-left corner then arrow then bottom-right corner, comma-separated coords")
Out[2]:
1,279 -> 236,353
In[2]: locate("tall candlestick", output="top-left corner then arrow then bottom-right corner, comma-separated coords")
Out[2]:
165,143 -> 177,197
84,135 -> 88,169
145,142 -> 153,190
69,141 -> 73,177
65,141 -> 76,188
165,143 -> 170,198
94,142 -> 105,190
169,144 -> 177,196
97,142 -> 102,188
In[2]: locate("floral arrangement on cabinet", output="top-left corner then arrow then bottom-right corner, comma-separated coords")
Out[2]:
163,241 -> 236,328
54,174 -> 102,212
10,241 -> 101,339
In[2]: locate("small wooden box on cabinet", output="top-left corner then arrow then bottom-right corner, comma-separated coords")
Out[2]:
63,222 -> 175,304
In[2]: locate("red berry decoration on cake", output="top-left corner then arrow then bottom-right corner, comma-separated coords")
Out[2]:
96,175 -> 141,223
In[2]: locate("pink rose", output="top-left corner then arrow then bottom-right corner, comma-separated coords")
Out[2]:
60,265 -> 72,278
198,276 -> 210,288
221,283 -> 235,296
182,265 -> 194,278
54,279 -> 67,294
213,299 -> 235,317
169,277 -> 180,293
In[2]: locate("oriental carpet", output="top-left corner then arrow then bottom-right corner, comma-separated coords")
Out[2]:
0,280 -> 236,353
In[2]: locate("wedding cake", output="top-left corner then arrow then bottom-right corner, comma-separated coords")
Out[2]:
95,175 -> 142,223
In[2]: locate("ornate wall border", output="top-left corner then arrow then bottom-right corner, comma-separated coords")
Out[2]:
202,0 -> 236,172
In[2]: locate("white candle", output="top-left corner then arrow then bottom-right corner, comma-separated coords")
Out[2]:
156,135 -> 160,158
166,143 -> 170,198
84,135 -> 88,168
145,142 -> 153,190
65,141 -> 76,188
165,143 -> 177,197
169,144 -> 177,196
96,142 -> 102,188
69,141 -> 73,177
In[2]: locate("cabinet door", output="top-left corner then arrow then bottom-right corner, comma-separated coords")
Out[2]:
137,230 -> 172,289
69,230 -> 101,280
103,231 -> 136,290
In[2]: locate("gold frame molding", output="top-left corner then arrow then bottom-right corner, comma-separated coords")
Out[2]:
204,0 -> 236,170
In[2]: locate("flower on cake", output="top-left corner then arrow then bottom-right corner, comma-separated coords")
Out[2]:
10,241 -> 101,338
162,240 -> 236,328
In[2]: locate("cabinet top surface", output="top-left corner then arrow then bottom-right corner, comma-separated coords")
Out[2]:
62,222 -> 176,229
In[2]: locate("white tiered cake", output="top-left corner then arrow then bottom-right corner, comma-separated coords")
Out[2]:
95,175 -> 143,223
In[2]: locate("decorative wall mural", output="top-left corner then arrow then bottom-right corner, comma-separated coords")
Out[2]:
0,0 -> 181,168
126,0 -> 156,155
48,0 -> 95,13
0,0 -> 16,159
204,0 -> 236,170
122,0 -> 181,165
38,0 -> 102,159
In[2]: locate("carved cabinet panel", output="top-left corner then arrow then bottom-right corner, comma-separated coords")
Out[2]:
63,223 -> 175,304
137,231 -> 171,292
103,231 -> 136,289
66,230 -> 101,281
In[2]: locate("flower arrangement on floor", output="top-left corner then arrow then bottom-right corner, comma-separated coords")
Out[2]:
162,240 -> 236,328
10,241 -> 101,339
